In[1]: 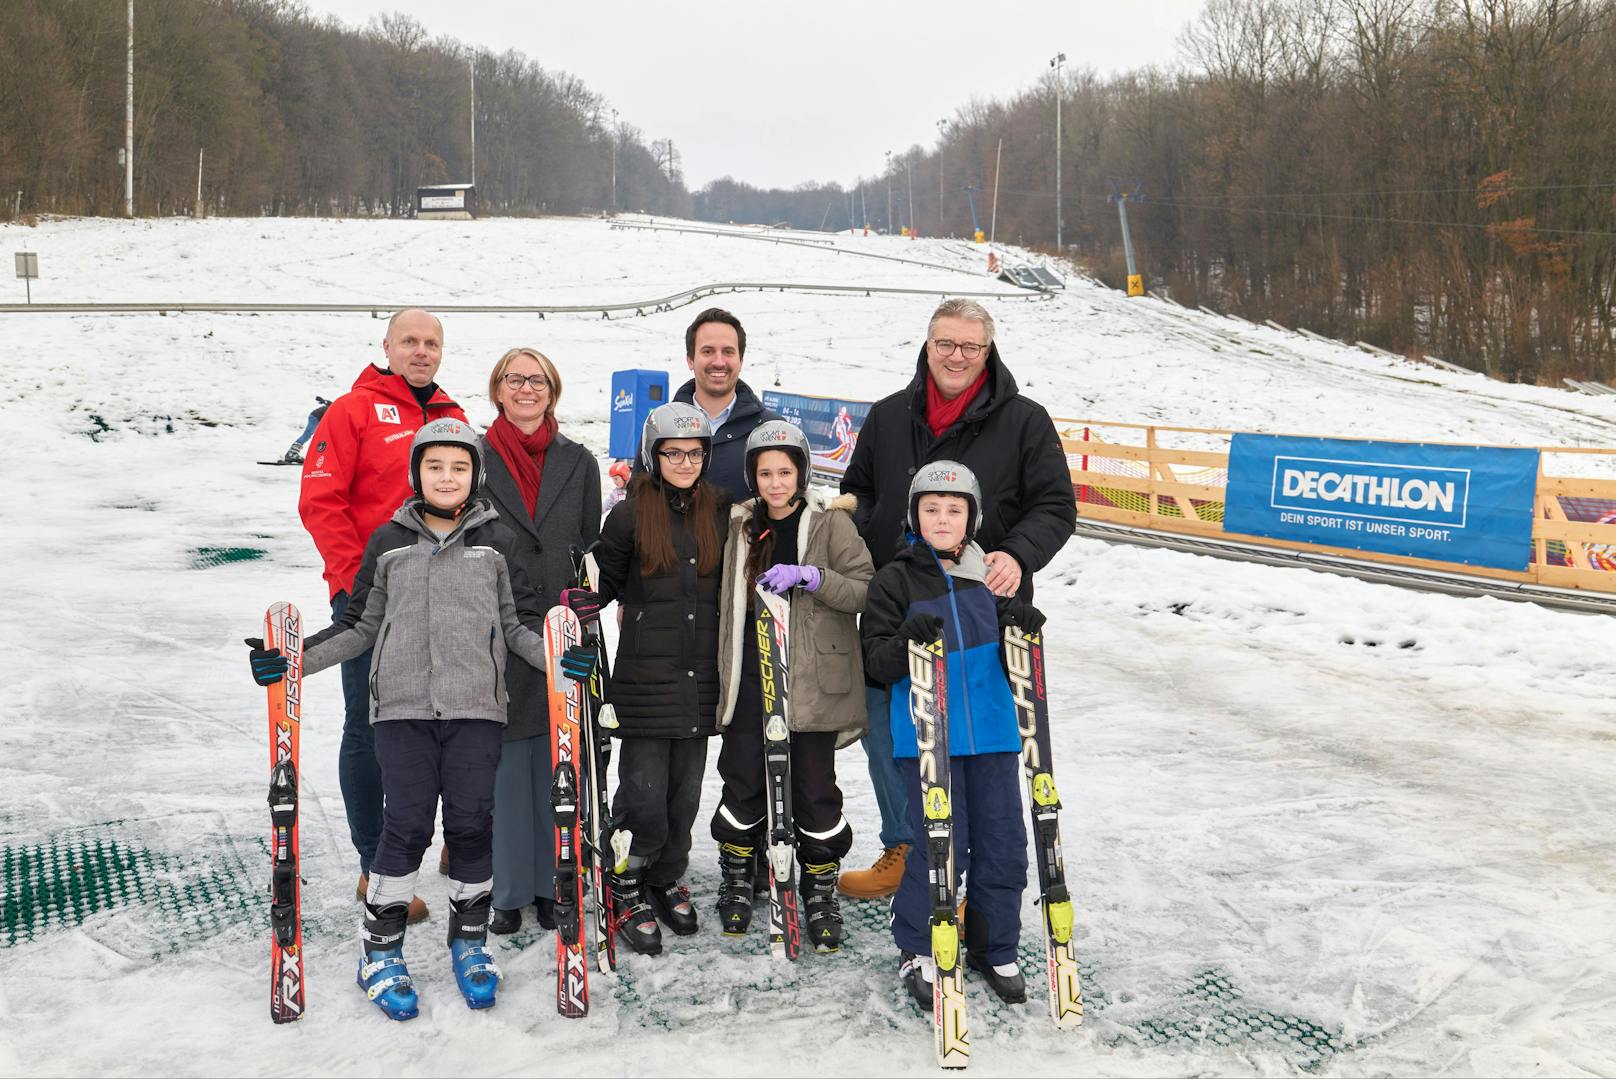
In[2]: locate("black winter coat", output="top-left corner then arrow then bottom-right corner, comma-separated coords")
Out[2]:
839,344 -> 1076,599
672,379 -> 777,501
593,484 -> 729,738
482,432 -> 602,743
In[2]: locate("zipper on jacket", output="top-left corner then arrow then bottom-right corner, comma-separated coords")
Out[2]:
927,545 -> 978,757
487,624 -> 500,701
371,622 -> 392,718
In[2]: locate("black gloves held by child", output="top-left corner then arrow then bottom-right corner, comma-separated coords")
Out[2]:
244,638 -> 288,686
897,612 -> 945,643
998,600 -> 1047,632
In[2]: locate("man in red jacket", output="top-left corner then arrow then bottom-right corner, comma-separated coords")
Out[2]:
299,308 -> 467,920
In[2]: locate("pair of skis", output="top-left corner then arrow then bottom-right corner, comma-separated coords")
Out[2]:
902,623 -> 1084,1068
541,548 -> 632,1018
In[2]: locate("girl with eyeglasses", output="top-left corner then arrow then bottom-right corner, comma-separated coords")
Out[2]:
568,401 -> 729,956
480,347 -> 602,937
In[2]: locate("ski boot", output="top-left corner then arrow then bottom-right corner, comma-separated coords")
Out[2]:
800,859 -> 845,953
447,892 -> 501,1010
357,901 -> 419,1021
647,880 -> 698,936
716,843 -> 756,937
280,442 -> 304,465
967,950 -> 1027,1004
611,859 -> 663,955
898,950 -> 934,1010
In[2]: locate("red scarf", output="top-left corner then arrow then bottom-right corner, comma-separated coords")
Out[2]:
486,412 -> 557,518
924,368 -> 989,438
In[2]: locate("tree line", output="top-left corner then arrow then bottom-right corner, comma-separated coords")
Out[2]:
700,0 -> 1616,385
0,0 -> 692,219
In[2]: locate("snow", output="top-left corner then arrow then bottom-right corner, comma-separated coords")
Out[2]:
3,214 -> 1615,1077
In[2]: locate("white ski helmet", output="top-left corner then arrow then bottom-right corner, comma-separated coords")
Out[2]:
640,402 -> 713,482
408,418 -> 486,500
907,460 -> 982,542
743,419 -> 812,495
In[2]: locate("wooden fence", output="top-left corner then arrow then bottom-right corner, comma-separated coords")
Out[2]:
1057,419 -> 1616,595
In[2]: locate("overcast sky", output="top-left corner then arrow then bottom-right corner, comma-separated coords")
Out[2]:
301,0 -> 1208,190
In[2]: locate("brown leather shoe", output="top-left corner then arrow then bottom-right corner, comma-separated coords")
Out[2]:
356,873 -> 430,925
836,844 -> 909,899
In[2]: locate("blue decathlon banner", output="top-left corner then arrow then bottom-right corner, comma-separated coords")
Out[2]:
1223,434 -> 1540,570
761,390 -> 872,479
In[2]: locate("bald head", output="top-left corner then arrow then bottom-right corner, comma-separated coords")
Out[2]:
382,308 -> 444,388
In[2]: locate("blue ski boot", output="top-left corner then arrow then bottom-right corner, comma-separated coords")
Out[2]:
358,901 -> 419,1021
448,892 -> 501,1010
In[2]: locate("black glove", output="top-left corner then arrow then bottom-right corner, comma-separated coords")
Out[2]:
558,643 -> 598,682
897,612 -> 945,644
999,600 -> 1046,632
245,637 -> 288,686
561,588 -> 602,627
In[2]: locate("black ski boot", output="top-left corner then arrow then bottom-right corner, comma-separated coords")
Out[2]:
610,860 -> 663,956
800,859 -> 844,953
647,880 -> 699,936
967,950 -> 1027,1004
716,843 -> 756,936
898,950 -> 934,1010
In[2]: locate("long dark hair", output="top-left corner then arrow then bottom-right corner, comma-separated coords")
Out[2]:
743,501 -> 777,589
630,473 -> 723,576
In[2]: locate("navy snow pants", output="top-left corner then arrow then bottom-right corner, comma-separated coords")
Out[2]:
370,719 -> 503,884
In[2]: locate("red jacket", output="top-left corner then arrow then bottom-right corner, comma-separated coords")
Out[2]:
298,365 -> 467,598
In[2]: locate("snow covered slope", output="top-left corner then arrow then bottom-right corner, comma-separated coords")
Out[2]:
3,215 -> 1614,1077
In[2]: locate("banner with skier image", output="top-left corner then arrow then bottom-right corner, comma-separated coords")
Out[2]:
760,391 -> 871,481
1223,433 -> 1540,571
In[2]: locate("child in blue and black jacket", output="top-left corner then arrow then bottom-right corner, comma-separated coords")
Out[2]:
860,460 -> 1047,1010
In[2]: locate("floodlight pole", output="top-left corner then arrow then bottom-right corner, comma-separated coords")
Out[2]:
1050,51 -> 1065,250
125,0 -> 134,217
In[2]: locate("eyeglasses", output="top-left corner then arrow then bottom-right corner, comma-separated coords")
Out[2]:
931,339 -> 987,360
657,448 -> 706,465
501,373 -> 551,392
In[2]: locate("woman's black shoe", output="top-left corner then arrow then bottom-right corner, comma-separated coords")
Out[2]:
533,896 -> 557,931
490,907 -> 521,935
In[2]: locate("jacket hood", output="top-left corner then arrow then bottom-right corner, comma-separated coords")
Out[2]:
728,489 -> 856,525
896,534 -> 990,585
906,341 -> 1017,423
390,496 -> 497,539
675,378 -> 766,421
353,363 -> 459,410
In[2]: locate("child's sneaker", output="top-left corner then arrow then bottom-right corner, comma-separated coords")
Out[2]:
898,950 -> 934,1010
447,893 -> 501,1009
967,950 -> 1026,1004
358,901 -> 419,1021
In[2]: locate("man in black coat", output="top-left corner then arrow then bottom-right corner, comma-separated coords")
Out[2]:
836,297 -> 1076,899
672,307 -> 777,499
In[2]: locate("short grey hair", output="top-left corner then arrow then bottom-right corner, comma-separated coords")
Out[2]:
927,298 -> 995,343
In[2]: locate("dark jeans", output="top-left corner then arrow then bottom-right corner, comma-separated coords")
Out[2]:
370,719 -> 504,883
613,736 -> 708,886
861,684 -> 912,849
332,591 -> 382,874
710,669 -> 852,863
891,752 -> 1028,966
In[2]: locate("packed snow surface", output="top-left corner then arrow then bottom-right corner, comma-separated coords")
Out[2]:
3,215 -> 1614,1077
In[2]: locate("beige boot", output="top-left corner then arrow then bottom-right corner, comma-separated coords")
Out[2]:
356,873 -> 431,925
836,844 -> 909,899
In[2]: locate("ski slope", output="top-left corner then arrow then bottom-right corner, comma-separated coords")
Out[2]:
3,214 -> 1614,1077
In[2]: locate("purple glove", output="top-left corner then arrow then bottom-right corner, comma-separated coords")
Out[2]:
757,564 -> 821,594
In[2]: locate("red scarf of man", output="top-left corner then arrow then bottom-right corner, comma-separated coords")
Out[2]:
485,411 -> 557,518
924,367 -> 990,438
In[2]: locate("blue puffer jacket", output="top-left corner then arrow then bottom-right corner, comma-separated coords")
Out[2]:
860,538 -> 1020,758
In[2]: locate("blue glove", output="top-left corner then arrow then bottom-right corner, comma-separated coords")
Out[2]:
756,564 -> 821,594
558,643 -> 598,683
244,637 -> 288,686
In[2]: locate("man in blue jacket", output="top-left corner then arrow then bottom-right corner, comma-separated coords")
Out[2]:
672,307 -> 777,499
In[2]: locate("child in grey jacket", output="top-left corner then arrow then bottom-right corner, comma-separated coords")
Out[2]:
245,419 -> 594,1022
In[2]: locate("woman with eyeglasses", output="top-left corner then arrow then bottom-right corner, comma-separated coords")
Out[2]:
480,347 -> 602,936
567,401 -> 729,957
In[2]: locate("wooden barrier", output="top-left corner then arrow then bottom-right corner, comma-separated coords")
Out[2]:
1056,418 -> 1616,595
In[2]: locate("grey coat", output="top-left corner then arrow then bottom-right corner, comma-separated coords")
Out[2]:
483,432 -> 602,742
304,499 -> 548,724
716,490 -> 874,744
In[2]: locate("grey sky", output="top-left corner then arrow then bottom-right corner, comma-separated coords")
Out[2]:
302,0 -> 1207,189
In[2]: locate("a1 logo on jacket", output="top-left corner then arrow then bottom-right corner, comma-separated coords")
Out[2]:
375,404 -> 401,424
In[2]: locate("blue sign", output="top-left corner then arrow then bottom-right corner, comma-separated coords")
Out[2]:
761,390 -> 872,480
607,369 -> 669,460
1223,434 -> 1539,570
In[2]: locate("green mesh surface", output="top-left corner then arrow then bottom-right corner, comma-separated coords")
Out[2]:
190,546 -> 267,568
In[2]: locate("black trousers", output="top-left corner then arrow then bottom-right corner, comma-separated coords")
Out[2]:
710,669 -> 852,864
370,718 -> 503,883
613,735 -> 709,886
